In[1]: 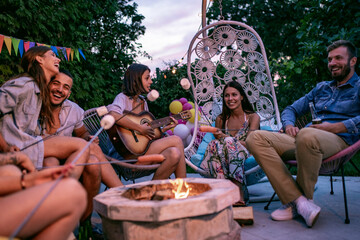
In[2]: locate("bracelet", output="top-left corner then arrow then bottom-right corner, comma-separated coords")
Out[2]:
20,174 -> 26,189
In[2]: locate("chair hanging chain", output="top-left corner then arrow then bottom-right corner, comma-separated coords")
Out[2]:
218,0 -> 224,20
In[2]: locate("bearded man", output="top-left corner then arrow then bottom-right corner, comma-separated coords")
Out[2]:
42,70 -> 123,223
246,40 -> 359,227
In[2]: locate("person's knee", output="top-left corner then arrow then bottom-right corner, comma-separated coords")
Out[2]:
0,165 -> 21,177
43,157 -> 60,167
90,143 -> 102,154
246,130 -> 265,151
60,178 -> 87,212
166,147 -> 181,166
84,155 -> 101,175
296,128 -> 319,148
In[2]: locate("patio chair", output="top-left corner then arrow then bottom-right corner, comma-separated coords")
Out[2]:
183,20 -> 281,184
263,116 -> 360,224
83,107 -> 160,183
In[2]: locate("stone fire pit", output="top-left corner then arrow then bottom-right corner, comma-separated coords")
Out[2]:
94,178 -> 241,240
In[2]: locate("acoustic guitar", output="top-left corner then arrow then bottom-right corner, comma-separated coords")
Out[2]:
107,110 -> 192,159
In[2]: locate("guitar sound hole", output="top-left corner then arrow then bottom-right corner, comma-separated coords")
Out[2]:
140,119 -> 150,125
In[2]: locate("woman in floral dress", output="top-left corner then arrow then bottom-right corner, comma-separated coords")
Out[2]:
200,81 -> 260,204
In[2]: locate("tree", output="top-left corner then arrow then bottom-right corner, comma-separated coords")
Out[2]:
0,0 -> 147,109
207,0 -> 360,110
148,63 -> 192,119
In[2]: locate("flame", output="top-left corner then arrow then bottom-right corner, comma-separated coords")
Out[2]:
170,179 -> 191,199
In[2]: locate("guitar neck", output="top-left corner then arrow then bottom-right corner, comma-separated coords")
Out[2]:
150,113 -> 184,128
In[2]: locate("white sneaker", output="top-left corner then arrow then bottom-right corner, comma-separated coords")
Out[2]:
296,199 -> 321,227
271,202 -> 298,221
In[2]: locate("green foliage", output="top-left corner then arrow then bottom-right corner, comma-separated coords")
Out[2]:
207,0 -> 360,111
148,63 -> 192,119
0,0 -> 148,109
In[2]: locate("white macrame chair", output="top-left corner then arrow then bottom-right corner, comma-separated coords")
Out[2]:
184,20 -> 281,177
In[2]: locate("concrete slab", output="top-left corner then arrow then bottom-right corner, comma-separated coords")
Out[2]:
93,175 -> 360,240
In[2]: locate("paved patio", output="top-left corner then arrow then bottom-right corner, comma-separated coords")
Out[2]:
92,174 -> 360,240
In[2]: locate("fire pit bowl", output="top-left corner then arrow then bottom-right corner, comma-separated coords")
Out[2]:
94,177 -> 241,240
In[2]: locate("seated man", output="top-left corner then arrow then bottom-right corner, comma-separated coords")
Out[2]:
43,69 -> 123,188
42,70 -> 123,223
246,40 -> 359,227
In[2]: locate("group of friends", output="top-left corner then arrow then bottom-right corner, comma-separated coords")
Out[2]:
0,39 -> 358,239
0,46 -> 185,239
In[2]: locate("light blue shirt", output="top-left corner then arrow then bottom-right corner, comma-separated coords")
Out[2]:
281,72 -> 360,145
0,76 -> 44,167
40,100 -> 84,137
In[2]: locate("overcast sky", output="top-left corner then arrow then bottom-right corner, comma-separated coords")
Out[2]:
133,0 -> 205,73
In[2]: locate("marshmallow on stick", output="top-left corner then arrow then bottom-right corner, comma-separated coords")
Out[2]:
147,89 -> 160,102
100,115 -> 116,130
180,78 -> 191,90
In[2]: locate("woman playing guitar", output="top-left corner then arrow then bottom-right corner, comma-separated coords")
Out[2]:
107,63 -> 187,180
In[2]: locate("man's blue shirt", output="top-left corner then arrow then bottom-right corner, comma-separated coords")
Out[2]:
281,72 -> 360,145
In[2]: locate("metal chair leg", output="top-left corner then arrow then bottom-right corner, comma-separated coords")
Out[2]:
264,192 -> 277,210
330,175 -> 334,195
341,166 -> 350,224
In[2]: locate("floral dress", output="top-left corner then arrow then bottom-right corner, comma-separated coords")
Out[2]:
200,119 -> 250,184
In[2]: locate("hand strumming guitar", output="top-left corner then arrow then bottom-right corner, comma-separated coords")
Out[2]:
139,124 -> 155,140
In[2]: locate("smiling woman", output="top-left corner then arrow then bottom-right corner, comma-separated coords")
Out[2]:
0,46 -> 91,180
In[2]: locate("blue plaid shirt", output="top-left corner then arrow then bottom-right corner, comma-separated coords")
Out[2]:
281,72 -> 360,145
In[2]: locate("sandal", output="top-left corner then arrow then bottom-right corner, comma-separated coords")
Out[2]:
233,200 -> 247,207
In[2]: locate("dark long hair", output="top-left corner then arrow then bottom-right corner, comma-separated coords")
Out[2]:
122,63 -> 150,97
218,81 -> 255,130
20,46 -> 54,127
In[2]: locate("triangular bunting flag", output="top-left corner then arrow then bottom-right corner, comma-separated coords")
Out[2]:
66,48 -> 71,61
12,38 -> 20,56
0,35 -> 4,53
4,36 -> 12,55
75,49 -> 80,61
78,49 -> 86,60
18,39 -> 24,57
51,46 -> 58,56
60,47 -> 67,61
70,49 -> 74,61
0,33 -> 82,62
24,41 -> 30,52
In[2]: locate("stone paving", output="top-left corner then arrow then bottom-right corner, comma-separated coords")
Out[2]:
91,175 -> 360,240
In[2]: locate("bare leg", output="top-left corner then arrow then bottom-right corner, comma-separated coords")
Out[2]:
0,178 -> 87,240
44,136 -> 90,179
78,155 -> 101,221
90,143 -> 123,188
43,157 -> 60,167
146,136 -> 186,179
230,178 -> 245,203
0,164 -> 22,177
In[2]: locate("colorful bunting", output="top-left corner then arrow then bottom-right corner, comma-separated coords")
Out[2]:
66,48 -> 71,61
4,36 -> 12,55
12,38 -> 20,56
0,34 -> 86,61
19,39 -> 24,57
78,49 -> 86,60
0,35 -> 4,53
